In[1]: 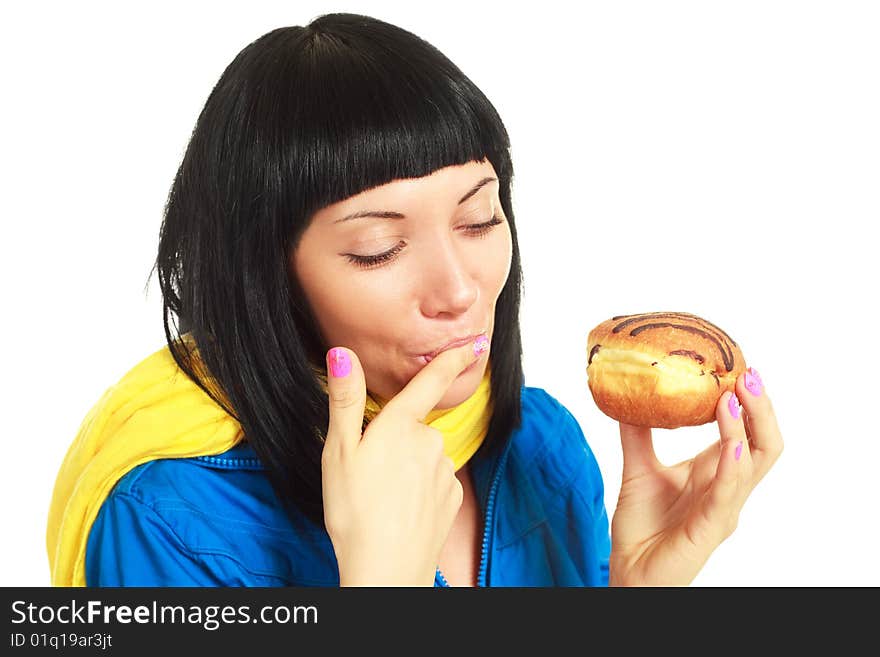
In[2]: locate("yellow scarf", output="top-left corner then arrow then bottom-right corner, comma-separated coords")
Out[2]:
46,337 -> 492,586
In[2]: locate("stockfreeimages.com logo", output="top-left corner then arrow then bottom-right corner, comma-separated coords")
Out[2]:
11,599 -> 318,631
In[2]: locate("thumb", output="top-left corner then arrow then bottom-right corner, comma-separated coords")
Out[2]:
325,347 -> 366,455
618,422 -> 661,480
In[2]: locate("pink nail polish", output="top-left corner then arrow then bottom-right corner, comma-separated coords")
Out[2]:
473,334 -> 490,356
327,348 -> 351,377
744,368 -> 763,397
735,441 -> 743,461
728,393 -> 741,419
748,367 -> 763,385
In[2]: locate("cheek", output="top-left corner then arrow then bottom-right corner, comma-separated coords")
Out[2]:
486,226 -> 514,296
303,263 -> 404,341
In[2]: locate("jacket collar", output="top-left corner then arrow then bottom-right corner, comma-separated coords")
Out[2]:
193,442 -> 264,470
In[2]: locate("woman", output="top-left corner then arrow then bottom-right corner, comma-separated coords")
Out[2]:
47,12 -> 783,587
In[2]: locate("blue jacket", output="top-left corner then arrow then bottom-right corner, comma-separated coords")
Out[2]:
85,386 -> 611,586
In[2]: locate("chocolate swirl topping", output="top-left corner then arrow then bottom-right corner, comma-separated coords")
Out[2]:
610,312 -> 737,372
588,344 -> 601,365
612,312 -> 738,347
669,349 -> 705,364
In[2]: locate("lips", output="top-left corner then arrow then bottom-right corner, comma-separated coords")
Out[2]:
420,333 -> 484,362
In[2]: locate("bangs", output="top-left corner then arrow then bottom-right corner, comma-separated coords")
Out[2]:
240,20 -> 510,236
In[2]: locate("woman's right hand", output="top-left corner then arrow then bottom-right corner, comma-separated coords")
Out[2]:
320,337 -> 487,586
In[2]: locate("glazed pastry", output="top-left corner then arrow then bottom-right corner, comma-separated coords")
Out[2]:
586,312 -> 746,428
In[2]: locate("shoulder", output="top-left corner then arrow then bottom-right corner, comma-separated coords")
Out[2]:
511,386 -> 604,493
111,445 -> 297,540
86,444 -> 336,585
516,386 -> 594,461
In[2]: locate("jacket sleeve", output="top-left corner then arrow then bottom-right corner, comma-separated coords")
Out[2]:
85,490 -> 283,586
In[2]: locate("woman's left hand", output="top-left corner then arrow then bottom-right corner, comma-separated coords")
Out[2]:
608,367 -> 783,586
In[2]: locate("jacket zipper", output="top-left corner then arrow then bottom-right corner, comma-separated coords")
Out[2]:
435,440 -> 514,588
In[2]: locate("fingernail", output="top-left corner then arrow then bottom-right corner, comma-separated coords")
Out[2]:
748,366 -> 763,386
327,348 -> 351,377
735,441 -> 743,461
473,334 -> 490,357
727,392 -> 741,419
744,367 -> 763,396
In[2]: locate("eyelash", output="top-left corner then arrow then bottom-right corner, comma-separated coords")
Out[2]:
345,215 -> 504,269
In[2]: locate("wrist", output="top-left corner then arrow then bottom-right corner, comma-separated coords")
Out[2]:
337,561 -> 436,587
339,574 -> 435,587
608,556 -> 698,587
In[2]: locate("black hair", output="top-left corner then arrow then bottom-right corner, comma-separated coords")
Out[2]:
151,12 -> 524,528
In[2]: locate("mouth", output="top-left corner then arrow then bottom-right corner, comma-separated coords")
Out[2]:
417,352 -> 485,372
417,331 -> 486,364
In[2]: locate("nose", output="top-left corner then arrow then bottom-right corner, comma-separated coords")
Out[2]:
418,238 -> 479,317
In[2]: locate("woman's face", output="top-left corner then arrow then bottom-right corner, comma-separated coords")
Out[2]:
291,158 -> 512,409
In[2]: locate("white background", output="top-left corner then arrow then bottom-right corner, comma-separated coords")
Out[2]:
2,0 -> 877,586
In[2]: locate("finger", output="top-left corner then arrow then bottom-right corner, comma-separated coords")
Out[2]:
384,333 -> 489,422
690,434 -> 745,547
688,390 -> 753,546
618,422 -> 661,480
324,347 -> 367,454
736,366 -> 784,477
716,390 -> 752,471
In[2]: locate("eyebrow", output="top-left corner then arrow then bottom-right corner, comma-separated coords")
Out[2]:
333,176 -> 498,224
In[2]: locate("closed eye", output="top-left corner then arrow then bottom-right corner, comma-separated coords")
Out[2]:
344,215 -> 504,269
